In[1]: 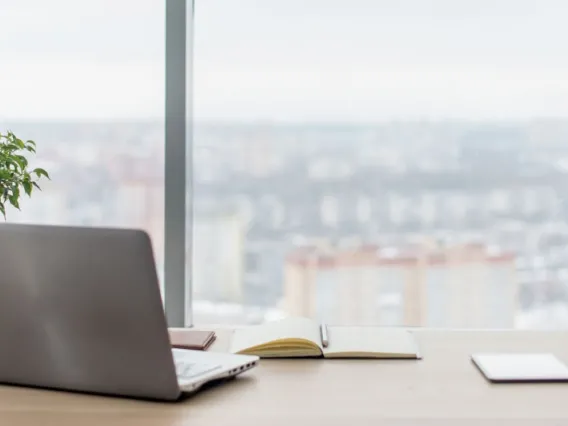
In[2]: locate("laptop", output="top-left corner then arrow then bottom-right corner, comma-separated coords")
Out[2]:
0,222 -> 259,401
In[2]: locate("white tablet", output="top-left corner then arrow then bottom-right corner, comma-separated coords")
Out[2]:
471,353 -> 568,382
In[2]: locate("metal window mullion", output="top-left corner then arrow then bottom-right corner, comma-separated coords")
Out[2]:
185,0 -> 195,327
164,0 -> 188,327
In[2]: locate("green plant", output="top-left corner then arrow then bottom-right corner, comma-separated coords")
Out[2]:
0,131 -> 50,219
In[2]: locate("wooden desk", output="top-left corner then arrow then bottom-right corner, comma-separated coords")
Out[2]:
2,329 -> 568,425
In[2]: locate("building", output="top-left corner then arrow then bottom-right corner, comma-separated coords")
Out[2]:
108,155 -> 165,277
191,209 -> 246,304
9,178 -> 68,225
283,242 -> 518,328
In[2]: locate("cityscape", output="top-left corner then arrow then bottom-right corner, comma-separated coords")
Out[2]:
3,119 -> 568,329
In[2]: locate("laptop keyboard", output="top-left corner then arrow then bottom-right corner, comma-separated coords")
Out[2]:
174,360 -> 222,380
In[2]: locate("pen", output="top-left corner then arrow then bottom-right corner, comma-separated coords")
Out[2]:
320,323 -> 329,348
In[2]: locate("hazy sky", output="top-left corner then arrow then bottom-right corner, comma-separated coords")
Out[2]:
2,0 -> 568,121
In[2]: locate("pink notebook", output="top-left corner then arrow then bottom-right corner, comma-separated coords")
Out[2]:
168,329 -> 216,351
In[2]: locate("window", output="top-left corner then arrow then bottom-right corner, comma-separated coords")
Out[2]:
5,1 -> 567,330
1,0 -> 165,288
426,267 -> 447,328
315,269 -> 339,324
378,267 -> 404,326
190,0 -> 568,329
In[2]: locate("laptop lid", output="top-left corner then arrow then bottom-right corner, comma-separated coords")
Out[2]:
0,223 -> 181,400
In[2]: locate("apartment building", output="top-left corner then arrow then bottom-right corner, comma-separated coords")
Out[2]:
283,242 -> 518,328
192,210 -> 246,304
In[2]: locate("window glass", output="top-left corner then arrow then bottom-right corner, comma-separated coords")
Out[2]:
193,0 -> 568,329
1,0 -> 165,288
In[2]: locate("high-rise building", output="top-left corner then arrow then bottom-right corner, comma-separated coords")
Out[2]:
283,242 -> 518,328
192,210 -> 245,304
109,155 -> 164,269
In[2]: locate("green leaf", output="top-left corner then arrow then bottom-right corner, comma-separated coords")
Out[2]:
8,188 -> 20,209
33,168 -> 49,179
13,155 -> 28,169
25,140 -> 36,153
22,180 -> 32,196
14,138 -> 25,149
5,159 -> 18,172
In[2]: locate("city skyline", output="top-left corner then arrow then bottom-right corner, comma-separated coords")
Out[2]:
2,119 -> 567,328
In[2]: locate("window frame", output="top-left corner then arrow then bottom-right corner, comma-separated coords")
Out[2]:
164,0 -> 193,327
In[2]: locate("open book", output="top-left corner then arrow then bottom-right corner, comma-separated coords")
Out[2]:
230,317 -> 421,359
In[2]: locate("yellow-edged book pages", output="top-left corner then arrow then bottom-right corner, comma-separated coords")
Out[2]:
230,317 -> 322,357
230,317 -> 421,359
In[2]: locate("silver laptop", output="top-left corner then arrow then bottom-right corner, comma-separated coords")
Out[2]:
0,223 -> 259,401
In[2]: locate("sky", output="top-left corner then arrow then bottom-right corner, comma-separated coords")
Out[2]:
2,0 -> 568,122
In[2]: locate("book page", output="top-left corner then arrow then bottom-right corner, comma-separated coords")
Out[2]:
322,326 -> 420,359
230,317 -> 322,356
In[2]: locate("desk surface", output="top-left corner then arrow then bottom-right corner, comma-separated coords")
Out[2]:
2,329 -> 568,425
